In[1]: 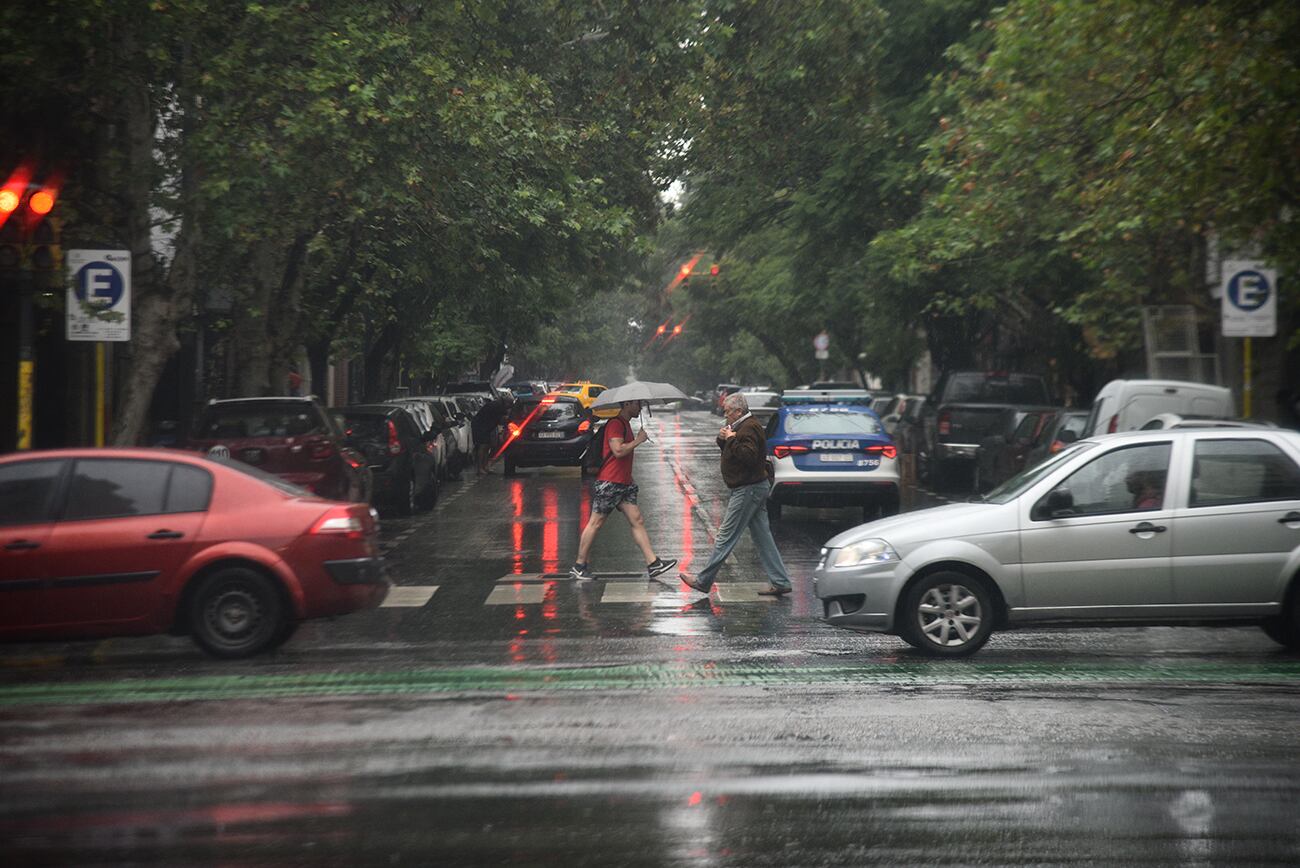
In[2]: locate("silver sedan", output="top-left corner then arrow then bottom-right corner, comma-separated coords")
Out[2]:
814,428 -> 1300,656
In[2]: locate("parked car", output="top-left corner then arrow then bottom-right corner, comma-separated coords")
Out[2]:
1083,379 -> 1234,437
815,427 -> 1300,656
338,405 -> 438,516
919,371 -> 1053,491
499,394 -> 604,475
507,380 -> 548,399
713,383 -> 741,415
744,390 -> 782,424
387,397 -> 456,481
423,396 -> 472,475
974,406 -> 1059,493
766,399 -> 900,521
0,447 -> 388,657
892,396 -> 928,456
1021,409 -> 1090,469
188,397 -> 371,504
877,394 -> 926,436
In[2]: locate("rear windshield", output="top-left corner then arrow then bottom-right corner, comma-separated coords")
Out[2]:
784,411 -> 882,435
197,402 -> 325,439
511,400 -> 580,422
945,374 -> 1049,404
341,414 -> 391,446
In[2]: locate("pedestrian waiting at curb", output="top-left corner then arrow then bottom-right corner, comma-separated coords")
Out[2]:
570,400 -> 677,582
680,391 -> 793,597
472,396 -> 506,476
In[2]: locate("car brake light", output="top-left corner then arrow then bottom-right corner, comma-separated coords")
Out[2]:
577,418 -> 591,432
938,411 -> 951,436
509,422 -> 521,438
541,397 -> 556,404
773,444 -> 810,459
865,444 -> 897,459
309,440 -> 335,460
310,506 -> 365,539
1107,414 -> 1118,434
386,420 -> 403,455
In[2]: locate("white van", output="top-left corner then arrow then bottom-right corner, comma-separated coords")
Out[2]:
1083,379 -> 1234,437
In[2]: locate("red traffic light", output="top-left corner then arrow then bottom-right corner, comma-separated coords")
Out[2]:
672,324 -> 683,336
28,189 -> 55,215
679,263 -> 691,277
709,263 -> 720,276
0,190 -> 18,214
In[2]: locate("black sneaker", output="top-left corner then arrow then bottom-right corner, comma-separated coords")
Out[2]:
647,557 -> 678,579
569,563 -> 595,581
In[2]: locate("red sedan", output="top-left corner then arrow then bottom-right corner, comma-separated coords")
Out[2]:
0,448 -> 389,658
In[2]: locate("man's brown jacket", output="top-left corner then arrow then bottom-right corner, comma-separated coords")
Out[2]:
717,415 -> 769,489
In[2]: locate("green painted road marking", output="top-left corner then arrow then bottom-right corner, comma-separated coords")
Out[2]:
2,661 -> 1299,707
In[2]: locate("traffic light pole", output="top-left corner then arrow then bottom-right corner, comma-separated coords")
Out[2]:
16,273 -> 34,450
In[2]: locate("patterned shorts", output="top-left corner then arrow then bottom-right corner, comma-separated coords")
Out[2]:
591,480 -> 638,514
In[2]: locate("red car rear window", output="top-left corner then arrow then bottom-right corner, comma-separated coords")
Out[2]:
197,402 -> 325,439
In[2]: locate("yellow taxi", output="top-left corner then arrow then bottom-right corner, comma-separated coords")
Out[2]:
554,382 -> 620,418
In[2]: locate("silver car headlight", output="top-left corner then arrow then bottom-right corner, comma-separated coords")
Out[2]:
830,538 -> 899,568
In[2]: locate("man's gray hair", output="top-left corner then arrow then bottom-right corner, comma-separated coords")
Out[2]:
724,391 -> 749,413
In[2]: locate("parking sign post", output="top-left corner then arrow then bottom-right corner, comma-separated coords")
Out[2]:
1221,260 -> 1275,418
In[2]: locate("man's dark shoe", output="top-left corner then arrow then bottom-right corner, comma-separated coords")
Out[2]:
757,585 -> 792,597
647,557 -> 678,579
679,573 -> 711,593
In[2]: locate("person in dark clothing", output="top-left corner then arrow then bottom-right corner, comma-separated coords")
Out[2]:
680,391 -> 793,597
472,397 -> 507,475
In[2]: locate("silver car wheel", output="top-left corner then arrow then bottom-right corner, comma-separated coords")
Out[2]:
916,583 -> 983,647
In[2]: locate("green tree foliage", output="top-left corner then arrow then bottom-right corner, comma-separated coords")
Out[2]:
0,1 -> 704,440
884,0 -> 1299,355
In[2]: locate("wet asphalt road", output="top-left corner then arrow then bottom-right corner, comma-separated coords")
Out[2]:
2,410 -> 1300,865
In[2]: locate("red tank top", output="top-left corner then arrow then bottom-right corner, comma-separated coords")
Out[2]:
597,417 -> 635,484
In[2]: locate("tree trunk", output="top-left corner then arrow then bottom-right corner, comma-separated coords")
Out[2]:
363,321 -> 400,401
751,328 -> 806,387
112,32 -> 198,445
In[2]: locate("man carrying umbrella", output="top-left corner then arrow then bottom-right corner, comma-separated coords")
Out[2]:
570,383 -> 682,582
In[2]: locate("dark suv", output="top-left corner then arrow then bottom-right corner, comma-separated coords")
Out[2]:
189,397 -> 371,503
500,394 -> 602,475
338,404 -> 438,516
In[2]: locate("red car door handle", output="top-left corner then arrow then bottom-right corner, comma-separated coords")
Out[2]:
147,530 -> 185,540
4,540 -> 40,550
1280,512 -> 1300,524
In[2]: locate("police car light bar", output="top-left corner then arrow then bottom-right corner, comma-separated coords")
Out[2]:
780,389 -> 874,405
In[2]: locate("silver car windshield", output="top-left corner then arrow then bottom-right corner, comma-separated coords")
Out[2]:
983,441 -> 1098,504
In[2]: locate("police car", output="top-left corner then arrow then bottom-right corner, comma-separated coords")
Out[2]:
765,390 -> 901,521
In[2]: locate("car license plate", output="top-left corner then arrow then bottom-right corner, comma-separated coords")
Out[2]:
537,431 -> 565,439
856,458 -> 881,469
820,453 -> 854,462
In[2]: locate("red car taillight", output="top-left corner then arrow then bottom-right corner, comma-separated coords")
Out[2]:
387,420 -> 403,455
1050,440 -> 1065,453
577,418 -> 591,433
508,422 -> 522,439
310,506 -> 366,540
938,411 -> 951,436
865,444 -> 897,459
1107,413 -> 1118,434
773,444 -> 810,459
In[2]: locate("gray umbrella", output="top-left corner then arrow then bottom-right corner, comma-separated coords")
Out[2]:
590,380 -> 690,409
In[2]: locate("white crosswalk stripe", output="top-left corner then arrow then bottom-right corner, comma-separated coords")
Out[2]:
381,586 -> 439,607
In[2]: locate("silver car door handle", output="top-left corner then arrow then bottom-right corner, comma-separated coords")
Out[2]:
1128,522 -> 1166,534
1279,512 -> 1300,524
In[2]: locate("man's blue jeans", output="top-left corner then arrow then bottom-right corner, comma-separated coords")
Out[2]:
695,480 -> 792,590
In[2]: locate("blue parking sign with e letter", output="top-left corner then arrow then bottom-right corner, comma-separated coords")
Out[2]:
1227,270 -> 1270,311
76,261 -> 125,308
